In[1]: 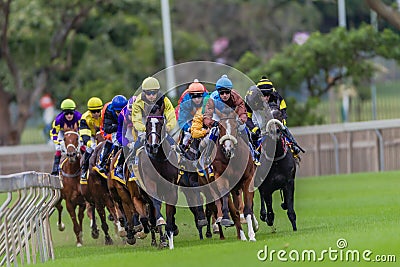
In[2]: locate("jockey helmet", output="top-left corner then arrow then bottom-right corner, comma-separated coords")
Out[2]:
87,97 -> 103,111
112,95 -> 128,111
257,76 -> 275,95
61,99 -> 76,111
142,77 -> 160,91
216,74 -> 233,91
187,79 -> 206,94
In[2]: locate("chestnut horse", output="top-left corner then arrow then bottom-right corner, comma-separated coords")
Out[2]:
55,129 -> 86,246
81,140 -> 126,245
210,108 -> 257,241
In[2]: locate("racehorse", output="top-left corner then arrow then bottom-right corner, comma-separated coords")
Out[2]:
81,140 -> 126,245
177,136 -> 210,240
135,99 -> 179,249
55,129 -> 86,247
257,103 -> 297,232
210,108 -> 257,241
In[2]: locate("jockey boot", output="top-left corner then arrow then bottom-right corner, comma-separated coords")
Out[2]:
80,151 -> 92,180
113,151 -> 125,179
254,149 -> 261,166
51,154 -> 61,175
96,141 -> 113,173
291,144 -> 302,159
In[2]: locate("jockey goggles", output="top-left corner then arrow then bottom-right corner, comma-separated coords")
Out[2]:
218,90 -> 231,96
144,90 -> 158,96
64,110 -> 74,115
190,93 -> 203,99
90,109 -> 101,114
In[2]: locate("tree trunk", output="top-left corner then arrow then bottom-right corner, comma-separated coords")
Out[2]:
365,0 -> 400,30
0,83 -> 17,145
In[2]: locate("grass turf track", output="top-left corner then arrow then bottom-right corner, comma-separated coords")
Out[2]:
34,171 -> 400,266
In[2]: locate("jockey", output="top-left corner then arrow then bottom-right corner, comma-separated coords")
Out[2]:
79,97 -> 103,181
177,79 -> 209,151
203,75 -> 248,153
113,96 -> 137,180
50,99 -> 82,175
131,76 -> 177,164
252,76 -> 303,158
93,95 -> 128,176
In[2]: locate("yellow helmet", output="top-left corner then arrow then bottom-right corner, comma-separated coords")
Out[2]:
60,99 -> 76,111
87,97 -> 103,110
141,77 -> 160,91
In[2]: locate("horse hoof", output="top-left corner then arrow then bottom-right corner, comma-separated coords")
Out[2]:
127,237 -> 136,245
159,242 -> 168,249
221,219 -> 234,227
249,237 -> 257,242
76,242 -> 82,247
135,231 -> 147,239
105,236 -> 113,245
151,240 -> 157,247
173,228 -> 179,236
156,217 -> 166,226
134,223 -> 144,232
197,219 -> 207,227
206,232 -> 212,238
57,222 -> 65,231
281,203 -> 288,210
260,213 -> 267,222
212,223 -> 219,234
91,228 -> 99,239
119,229 -> 127,238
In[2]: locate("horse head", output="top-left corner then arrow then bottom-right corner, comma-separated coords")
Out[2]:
145,102 -> 165,156
265,103 -> 285,140
64,130 -> 80,163
216,108 -> 239,159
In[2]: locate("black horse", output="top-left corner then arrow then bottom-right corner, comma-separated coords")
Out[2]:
256,103 -> 297,232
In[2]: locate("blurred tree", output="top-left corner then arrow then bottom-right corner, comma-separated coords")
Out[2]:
365,0 -> 400,30
0,0 -> 108,145
237,25 -> 400,125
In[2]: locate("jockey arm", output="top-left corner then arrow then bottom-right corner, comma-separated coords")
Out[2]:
190,109 -> 208,139
131,101 -> 146,133
50,119 -> 61,145
164,97 -> 177,133
203,97 -> 216,128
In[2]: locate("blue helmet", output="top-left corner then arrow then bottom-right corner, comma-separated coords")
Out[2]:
112,95 -> 128,111
215,74 -> 233,90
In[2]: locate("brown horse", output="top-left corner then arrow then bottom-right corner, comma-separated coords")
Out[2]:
136,100 -> 179,249
210,108 -> 257,241
55,129 -> 86,246
81,140 -> 126,245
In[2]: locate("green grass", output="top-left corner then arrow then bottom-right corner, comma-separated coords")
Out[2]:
26,171 -> 399,267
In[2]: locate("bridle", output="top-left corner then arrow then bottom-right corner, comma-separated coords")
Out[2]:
218,117 -> 239,159
64,131 -> 80,160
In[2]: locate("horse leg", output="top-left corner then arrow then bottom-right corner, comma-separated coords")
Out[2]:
55,200 -> 65,231
242,184 -> 256,241
258,188 -> 267,222
77,202 -> 86,244
96,203 -> 113,245
65,201 -> 82,247
89,202 -> 99,239
263,190 -> 276,233
220,194 -> 234,227
119,189 -> 136,245
284,179 -> 297,231
228,194 -> 245,241
205,203 -> 213,238
166,203 -> 178,250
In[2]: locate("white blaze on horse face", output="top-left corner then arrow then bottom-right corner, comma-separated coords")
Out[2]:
150,117 -> 159,144
225,120 -> 233,149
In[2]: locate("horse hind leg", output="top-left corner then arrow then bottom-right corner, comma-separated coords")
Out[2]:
96,204 -> 114,245
263,191 -> 276,233
283,180 -> 297,231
